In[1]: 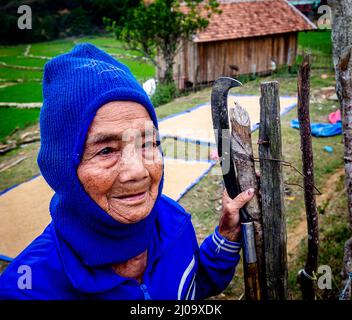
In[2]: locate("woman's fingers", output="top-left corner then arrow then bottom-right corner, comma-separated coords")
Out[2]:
222,188 -> 255,212
219,188 -> 255,242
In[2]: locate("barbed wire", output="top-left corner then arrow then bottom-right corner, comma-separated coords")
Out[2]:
230,134 -> 322,195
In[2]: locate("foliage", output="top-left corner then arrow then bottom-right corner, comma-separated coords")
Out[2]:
151,82 -> 179,107
118,58 -> 155,83
0,0 -> 140,44
106,0 -> 221,84
59,7 -> 92,36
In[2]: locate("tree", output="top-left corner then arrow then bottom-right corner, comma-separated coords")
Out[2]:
328,1 -> 352,103
0,0 -> 139,44
107,0 -> 221,84
328,0 -> 352,299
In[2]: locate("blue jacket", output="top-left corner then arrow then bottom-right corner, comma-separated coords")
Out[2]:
0,195 -> 241,300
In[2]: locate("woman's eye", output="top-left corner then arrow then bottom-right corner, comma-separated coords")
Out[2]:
98,147 -> 113,155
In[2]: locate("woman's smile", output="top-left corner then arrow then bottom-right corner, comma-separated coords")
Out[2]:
113,190 -> 148,204
77,101 -> 163,224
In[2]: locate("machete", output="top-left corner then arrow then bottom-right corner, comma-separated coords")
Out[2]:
211,77 -> 261,300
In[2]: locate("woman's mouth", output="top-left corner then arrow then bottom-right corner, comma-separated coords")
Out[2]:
114,191 -> 147,204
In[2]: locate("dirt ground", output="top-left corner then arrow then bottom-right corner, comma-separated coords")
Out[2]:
287,168 -> 345,259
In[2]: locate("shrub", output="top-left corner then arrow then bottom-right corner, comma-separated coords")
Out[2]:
151,82 -> 178,107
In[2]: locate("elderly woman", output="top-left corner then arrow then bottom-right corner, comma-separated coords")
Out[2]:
0,44 -> 254,300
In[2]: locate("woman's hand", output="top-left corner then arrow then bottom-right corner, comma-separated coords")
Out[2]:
218,188 -> 255,242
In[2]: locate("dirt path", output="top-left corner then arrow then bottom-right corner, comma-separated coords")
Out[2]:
287,167 -> 345,259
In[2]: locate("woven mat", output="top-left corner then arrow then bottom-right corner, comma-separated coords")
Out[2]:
159,95 -> 297,144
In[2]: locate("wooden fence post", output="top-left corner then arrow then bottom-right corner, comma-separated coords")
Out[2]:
230,102 -> 266,298
259,81 -> 288,300
296,54 -> 319,300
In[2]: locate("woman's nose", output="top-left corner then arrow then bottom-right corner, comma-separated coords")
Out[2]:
119,145 -> 148,183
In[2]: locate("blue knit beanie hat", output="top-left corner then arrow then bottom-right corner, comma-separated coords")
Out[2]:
38,43 -> 163,267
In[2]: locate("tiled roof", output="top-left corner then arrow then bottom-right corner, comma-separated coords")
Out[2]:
190,0 -> 316,43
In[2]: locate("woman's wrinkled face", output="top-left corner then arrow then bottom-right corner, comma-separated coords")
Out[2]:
77,101 -> 163,224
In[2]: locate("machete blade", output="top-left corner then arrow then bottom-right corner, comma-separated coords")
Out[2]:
211,77 -> 242,200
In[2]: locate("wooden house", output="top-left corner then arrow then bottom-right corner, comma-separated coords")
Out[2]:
158,0 -> 316,89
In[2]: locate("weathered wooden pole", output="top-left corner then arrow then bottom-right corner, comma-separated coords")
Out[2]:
230,103 -> 266,299
259,81 -> 288,300
329,2 -> 352,297
337,47 -> 352,300
296,55 -> 319,300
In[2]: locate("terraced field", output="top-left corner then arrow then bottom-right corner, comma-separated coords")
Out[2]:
0,36 -> 155,140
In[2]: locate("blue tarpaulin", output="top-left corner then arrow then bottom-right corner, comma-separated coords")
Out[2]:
291,119 -> 342,137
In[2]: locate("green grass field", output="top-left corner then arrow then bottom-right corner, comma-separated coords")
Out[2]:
29,39 -> 76,57
298,30 -> 332,55
0,56 -> 46,68
297,30 -> 333,69
0,35 -> 155,104
76,37 -> 146,57
0,45 -> 27,57
0,82 -> 42,103
0,108 -> 40,141
0,68 -> 42,81
0,35 -> 156,140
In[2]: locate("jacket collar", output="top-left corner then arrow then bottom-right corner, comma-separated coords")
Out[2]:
53,195 -> 191,294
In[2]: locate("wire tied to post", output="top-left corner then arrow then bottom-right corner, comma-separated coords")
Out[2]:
229,133 -> 322,195
298,268 -> 318,281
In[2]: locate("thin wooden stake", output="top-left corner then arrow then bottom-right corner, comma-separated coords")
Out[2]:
296,54 -> 319,300
259,81 -> 288,300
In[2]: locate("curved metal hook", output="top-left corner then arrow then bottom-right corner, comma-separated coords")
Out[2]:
211,77 -> 251,222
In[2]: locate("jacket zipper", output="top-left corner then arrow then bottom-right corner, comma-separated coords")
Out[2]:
140,283 -> 151,300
